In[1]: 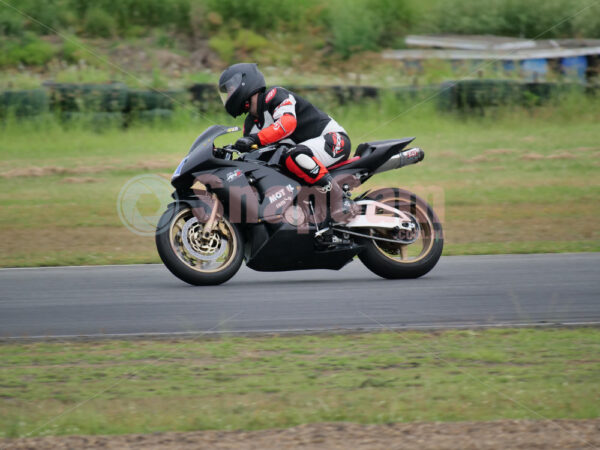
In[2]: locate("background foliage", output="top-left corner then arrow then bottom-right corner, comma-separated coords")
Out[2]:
0,0 -> 599,66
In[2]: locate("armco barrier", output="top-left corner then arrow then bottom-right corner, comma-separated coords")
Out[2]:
437,80 -> 522,111
188,84 -> 383,113
0,89 -> 49,117
44,82 -> 128,113
0,82 -> 595,122
437,79 -> 592,111
126,89 -> 188,112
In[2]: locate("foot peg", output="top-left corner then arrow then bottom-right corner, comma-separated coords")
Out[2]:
314,228 -> 350,246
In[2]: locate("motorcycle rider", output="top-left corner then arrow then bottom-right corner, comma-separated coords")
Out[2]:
218,63 -> 358,224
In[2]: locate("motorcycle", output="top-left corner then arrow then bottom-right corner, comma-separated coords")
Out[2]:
156,125 -> 443,285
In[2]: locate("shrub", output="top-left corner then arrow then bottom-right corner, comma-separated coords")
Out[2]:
18,39 -> 56,65
61,35 -> 86,64
426,0 -> 600,39
235,29 -> 269,55
328,0 -> 382,58
369,0 -> 415,47
0,0 -> 71,36
83,7 -> 116,38
208,28 -> 270,64
0,41 -> 19,67
0,9 -> 24,36
21,0 -> 65,35
209,33 -> 236,64
203,0 -> 323,33
0,36 -> 56,66
70,0 -> 191,35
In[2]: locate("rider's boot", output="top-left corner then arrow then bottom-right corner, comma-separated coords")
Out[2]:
315,173 -> 360,225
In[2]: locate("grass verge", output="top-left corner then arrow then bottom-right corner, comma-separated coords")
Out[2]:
0,327 -> 598,438
0,99 -> 599,267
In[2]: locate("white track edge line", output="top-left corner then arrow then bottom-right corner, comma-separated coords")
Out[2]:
1,253 -> 598,271
3,321 -> 600,340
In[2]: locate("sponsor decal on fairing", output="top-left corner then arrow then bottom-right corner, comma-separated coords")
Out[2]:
226,169 -> 243,182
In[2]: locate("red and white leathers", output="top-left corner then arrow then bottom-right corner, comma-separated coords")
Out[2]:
243,87 -> 351,186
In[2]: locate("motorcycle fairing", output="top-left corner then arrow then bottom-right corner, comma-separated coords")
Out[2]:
194,163 -> 363,271
330,137 -> 415,176
184,160 -> 363,271
196,162 -> 301,223
172,125 -> 241,188
245,222 -> 362,271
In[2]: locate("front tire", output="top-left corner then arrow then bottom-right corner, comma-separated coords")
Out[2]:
156,204 -> 244,285
358,188 -> 443,279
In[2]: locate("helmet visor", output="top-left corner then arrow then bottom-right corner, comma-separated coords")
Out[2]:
219,72 -> 243,106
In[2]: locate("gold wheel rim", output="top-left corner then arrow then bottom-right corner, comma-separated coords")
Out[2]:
371,198 -> 435,264
168,208 -> 237,273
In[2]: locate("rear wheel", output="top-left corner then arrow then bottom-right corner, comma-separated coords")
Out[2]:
358,188 -> 443,279
156,204 -> 244,285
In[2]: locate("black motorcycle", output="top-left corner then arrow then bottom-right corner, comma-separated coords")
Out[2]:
156,125 -> 443,285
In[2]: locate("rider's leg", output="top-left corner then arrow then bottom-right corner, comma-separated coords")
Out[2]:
283,145 -> 329,184
309,131 -> 359,223
283,133 -> 358,223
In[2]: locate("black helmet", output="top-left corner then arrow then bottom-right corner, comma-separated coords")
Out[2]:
218,63 -> 266,117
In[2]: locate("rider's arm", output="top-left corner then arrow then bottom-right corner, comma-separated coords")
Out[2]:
257,88 -> 297,145
242,115 -> 254,137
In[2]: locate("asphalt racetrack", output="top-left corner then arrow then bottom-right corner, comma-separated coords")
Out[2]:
1,253 -> 599,339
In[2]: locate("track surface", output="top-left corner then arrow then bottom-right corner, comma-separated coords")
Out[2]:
1,253 -> 599,338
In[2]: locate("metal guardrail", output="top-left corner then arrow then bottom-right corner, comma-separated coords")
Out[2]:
1,81 -> 597,120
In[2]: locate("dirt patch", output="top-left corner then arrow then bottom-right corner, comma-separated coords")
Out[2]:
1,419 -> 598,449
463,155 -> 498,164
546,152 -> 577,160
0,160 -> 177,178
59,177 -> 105,184
483,148 -> 515,156
0,165 -> 114,178
126,160 -> 177,171
520,152 -> 545,161
437,150 -> 458,158
520,151 -> 581,162
575,147 -> 600,152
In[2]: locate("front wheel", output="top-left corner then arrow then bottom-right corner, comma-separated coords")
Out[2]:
358,188 -> 443,279
156,204 -> 244,285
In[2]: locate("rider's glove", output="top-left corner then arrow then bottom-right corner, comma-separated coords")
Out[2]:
213,147 -> 226,159
234,134 -> 260,152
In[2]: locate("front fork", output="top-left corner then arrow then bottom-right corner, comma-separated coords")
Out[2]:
174,185 -> 223,237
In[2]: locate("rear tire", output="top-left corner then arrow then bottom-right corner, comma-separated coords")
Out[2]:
156,204 -> 244,286
358,188 -> 443,279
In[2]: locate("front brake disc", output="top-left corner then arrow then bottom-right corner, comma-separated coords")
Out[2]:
181,217 -> 227,261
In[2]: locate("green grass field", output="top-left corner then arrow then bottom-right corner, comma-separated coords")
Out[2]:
1,97 -> 598,267
0,328 -> 598,438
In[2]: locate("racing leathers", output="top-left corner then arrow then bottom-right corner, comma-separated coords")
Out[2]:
241,87 -> 358,223
243,87 -> 351,186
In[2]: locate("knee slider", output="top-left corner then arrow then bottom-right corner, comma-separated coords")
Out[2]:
294,153 -> 318,171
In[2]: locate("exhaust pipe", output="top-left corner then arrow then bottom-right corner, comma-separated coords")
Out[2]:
374,147 -> 425,174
